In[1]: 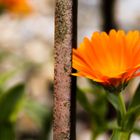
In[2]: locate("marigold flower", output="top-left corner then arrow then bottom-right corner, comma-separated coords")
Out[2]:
0,0 -> 32,14
72,30 -> 140,92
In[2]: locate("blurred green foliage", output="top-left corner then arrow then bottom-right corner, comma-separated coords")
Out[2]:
0,84 -> 24,140
77,83 -> 109,139
77,80 -> 140,139
0,50 -> 52,140
0,71 -> 52,140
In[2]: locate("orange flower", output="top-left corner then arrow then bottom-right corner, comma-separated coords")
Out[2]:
0,0 -> 32,14
72,30 -> 140,92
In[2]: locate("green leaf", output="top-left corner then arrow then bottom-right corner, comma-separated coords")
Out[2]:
41,111 -> 52,140
107,93 -> 124,127
77,88 -> 91,112
123,114 -> 135,131
127,105 -> 140,117
24,100 -> 49,128
117,111 -> 122,127
122,105 -> 140,130
0,70 -> 18,93
91,94 -> 107,120
0,83 -> 25,122
24,100 -> 52,139
129,83 -> 140,108
107,93 -> 119,111
110,129 -> 131,140
0,123 -> 15,140
122,84 -> 140,130
106,120 -> 119,130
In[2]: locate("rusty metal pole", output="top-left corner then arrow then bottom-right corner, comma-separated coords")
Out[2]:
54,0 -> 77,139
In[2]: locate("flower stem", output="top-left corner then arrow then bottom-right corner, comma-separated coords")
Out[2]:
110,92 -> 131,140
110,129 -> 131,140
118,92 -> 126,118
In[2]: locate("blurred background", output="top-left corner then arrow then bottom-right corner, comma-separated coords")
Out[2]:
0,0 -> 140,140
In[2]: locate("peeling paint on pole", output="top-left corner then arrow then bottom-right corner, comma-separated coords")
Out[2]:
54,0 -> 77,140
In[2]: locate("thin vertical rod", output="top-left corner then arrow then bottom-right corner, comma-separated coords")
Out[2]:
101,0 -> 117,32
54,0 -> 77,139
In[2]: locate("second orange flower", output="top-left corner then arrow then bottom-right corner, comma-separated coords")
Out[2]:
0,0 -> 32,14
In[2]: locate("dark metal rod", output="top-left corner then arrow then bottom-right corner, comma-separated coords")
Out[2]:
54,0 -> 77,139
101,0 -> 117,32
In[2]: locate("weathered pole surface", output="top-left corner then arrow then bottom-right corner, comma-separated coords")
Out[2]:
54,0 -> 77,139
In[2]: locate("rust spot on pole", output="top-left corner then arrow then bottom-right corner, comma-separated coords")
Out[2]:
54,0 -> 77,140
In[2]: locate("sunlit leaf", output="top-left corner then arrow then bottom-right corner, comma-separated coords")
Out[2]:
0,70 -> 17,90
